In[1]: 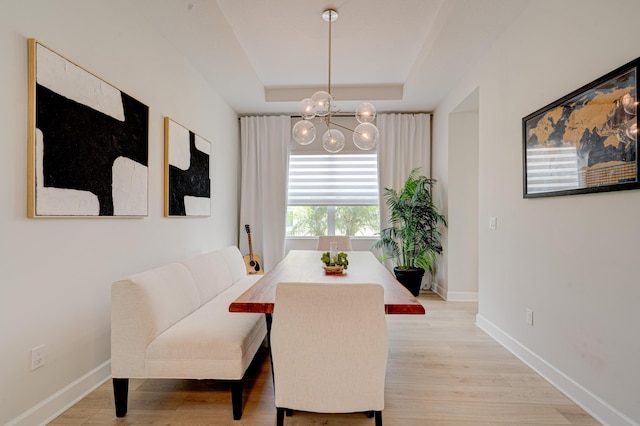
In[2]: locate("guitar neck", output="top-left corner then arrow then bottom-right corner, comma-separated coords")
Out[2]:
247,233 -> 255,260
245,225 -> 256,261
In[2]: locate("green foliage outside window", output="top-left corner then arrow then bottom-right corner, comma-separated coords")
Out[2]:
286,205 -> 379,237
287,206 -> 328,236
335,206 -> 379,236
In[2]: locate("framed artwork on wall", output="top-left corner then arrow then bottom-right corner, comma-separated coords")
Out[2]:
164,117 -> 212,217
522,57 -> 638,198
27,39 -> 149,217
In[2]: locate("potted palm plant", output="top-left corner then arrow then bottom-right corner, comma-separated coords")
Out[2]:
371,168 -> 447,296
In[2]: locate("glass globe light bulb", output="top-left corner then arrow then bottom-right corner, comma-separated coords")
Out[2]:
353,122 -> 379,150
299,98 -> 316,120
355,102 -> 376,123
311,91 -> 333,117
322,129 -> 345,153
292,120 -> 316,145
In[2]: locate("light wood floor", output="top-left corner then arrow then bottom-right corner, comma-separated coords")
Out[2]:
51,292 -> 600,425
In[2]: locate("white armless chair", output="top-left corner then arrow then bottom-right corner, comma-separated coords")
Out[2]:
316,235 -> 353,251
270,283 -> 388,425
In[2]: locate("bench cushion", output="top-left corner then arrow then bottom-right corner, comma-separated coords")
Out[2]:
145,290 -> 265,379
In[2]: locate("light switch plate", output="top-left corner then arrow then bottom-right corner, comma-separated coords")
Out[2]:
489,216 -> 497,230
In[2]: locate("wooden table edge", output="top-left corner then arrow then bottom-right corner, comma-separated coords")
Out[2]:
229,302 -> 425,315
385,304 -> 426,315
229,302 -> 274,314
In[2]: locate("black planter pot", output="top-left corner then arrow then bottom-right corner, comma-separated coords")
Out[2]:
393,267 -> 425,297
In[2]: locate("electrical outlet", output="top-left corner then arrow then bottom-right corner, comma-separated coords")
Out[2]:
526,309 -> 534,326
31,345 -> 45,370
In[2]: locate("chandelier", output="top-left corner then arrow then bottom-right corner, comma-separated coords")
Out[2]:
292,9 -> 379,153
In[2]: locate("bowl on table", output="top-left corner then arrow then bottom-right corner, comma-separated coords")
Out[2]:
323,265 -> 345,275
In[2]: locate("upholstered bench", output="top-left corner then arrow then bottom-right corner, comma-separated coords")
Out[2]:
110,246 -> 266,420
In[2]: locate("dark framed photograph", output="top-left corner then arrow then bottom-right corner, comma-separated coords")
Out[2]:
27,39 -> 149,217
522,58 -> 638,198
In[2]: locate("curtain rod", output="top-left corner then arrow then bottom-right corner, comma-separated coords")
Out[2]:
238,111 -> 434,119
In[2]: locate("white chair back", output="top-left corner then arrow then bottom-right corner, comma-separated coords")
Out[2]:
316,235 -> 353,251
271,283 -> 388,417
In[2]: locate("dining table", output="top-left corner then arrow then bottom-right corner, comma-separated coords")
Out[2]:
229,249 -> 425,316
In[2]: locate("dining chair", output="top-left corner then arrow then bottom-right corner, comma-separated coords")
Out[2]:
270,282 -> 388,425
316,235 -> 353,251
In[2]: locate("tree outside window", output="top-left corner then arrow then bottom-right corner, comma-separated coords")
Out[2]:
286,205 -> 379,237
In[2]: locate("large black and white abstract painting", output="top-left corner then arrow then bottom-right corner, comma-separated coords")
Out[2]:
27,39 -> 149,217
164,117 -> 211,217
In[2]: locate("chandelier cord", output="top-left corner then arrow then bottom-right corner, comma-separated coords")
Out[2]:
327,10 -> 333,130
327,10 -> 332,96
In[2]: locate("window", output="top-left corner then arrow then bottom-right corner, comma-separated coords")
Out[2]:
286,153 -> 380,237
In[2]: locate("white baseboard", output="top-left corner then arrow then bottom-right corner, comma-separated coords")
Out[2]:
428,283 -> 478,302
444,291 -> 478,301
429,283 -> 446,299
475,314 -> 639,426
8,360 -> 111,426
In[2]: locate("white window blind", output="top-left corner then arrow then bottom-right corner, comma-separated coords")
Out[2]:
287,154 -> 379,206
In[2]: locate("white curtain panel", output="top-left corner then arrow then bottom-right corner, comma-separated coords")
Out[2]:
239,115 -> 290,272
377,113 -> 432,229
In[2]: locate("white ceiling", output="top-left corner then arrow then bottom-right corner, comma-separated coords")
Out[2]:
137,0 -> 530,115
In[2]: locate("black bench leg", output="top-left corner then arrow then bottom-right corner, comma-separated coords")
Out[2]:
374,410 -> 382,426
276,407 -> 285,426
231,380 -> 243,420
112,378 -> 129,417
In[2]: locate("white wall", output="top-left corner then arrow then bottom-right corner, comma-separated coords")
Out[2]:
434,0 -> 640,424
444,107 -> 479,301
0,1 -> 240,424
432,66 -> 482,301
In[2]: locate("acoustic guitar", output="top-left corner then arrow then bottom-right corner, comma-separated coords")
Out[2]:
243,224 -> 263,275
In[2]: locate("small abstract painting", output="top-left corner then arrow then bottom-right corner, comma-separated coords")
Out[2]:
523,58 -> 638,198
27,39 -> 149,217
164,117 -> 211,217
